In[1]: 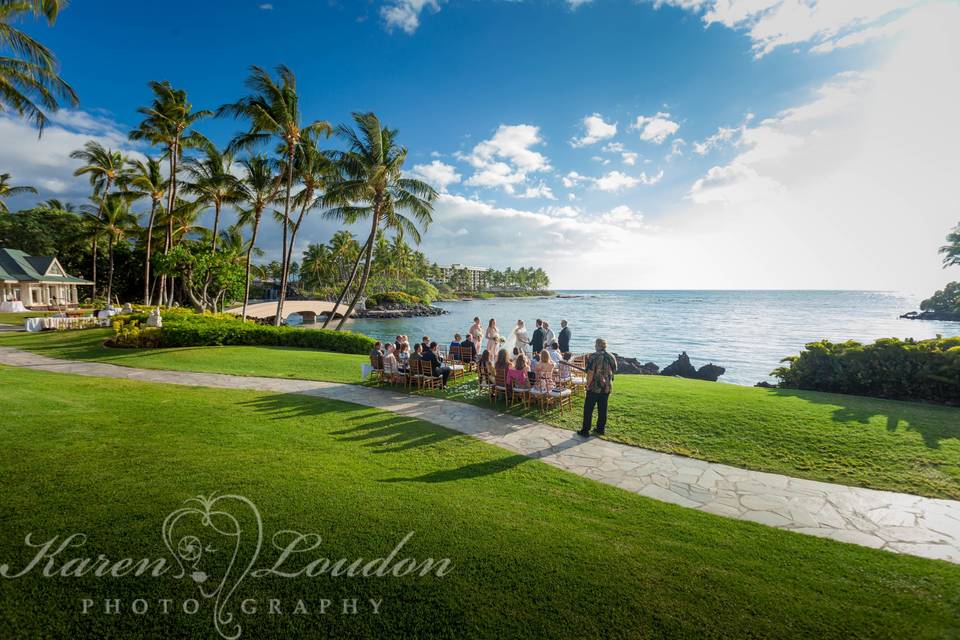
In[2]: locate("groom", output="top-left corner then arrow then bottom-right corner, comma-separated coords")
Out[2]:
530,319 -> 545,355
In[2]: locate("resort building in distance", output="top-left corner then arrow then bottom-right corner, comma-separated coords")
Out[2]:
0,248 -> 92,309
434,264 -> 491,289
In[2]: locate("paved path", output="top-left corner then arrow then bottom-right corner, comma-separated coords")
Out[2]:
2,346 -> 958,565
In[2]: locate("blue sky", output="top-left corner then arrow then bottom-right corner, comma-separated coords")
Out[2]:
4,0 -> 958,290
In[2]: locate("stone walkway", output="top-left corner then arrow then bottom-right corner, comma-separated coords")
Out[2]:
2,346 -> 959,565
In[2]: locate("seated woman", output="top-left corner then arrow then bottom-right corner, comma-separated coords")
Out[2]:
511,347 -> 522,363
535,349 -> 555,391
396,342 -> 410,372
382,344 -> 401,381
494,348 -> 511,384
477,349 -> 496,385
506,353 -> 530,390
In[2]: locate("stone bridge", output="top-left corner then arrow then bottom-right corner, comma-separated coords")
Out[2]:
224,300 -> 351,323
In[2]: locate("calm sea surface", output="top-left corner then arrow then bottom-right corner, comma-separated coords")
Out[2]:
304,291 -> 959,385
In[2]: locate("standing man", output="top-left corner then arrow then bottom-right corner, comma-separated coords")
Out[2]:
558,320 -> 571,358
579,338 -> 617,438
530,319 -> 545,355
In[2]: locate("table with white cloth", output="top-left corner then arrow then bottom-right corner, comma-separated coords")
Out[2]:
0,300 -> 27,312
24,316 -> 110,332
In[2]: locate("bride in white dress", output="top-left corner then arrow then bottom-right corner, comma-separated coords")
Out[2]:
512,320 -> 530,356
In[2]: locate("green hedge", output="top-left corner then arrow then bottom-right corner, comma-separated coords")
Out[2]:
112,311 -> 374,355
773,337 -> 960,403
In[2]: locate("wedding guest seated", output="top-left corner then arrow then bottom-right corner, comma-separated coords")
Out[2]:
423,341 -> 452,388
370,341 -> 384,359
495,348 -> 510,382
394,335 -> 404,351
421,336 -> 431,350
547,341 -> 562,364
511,347 -> 522,363
410,343 -> 424,366
459,335 -> 475,362
477,349 -> 495,385
450,334 -> 464,360
382,344 -> 400,377
535,349 -> 555,391
397,342 -> 411,372
506,352 -> 530,393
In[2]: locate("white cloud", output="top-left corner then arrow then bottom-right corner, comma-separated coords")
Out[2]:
693,126 -> 739,155
654,0 -> 918,58
381,0 -> 441,34
667,138 -> 686,160
602,141 -> 638,165
568,0 -> 594,8
516,182 -> 556,200
258,3 -> 273,10
411,160 -> 461,191
598,205 -> 646,229
632,112 -> 680,144
541,205 -> 581,218
561,171 -> 587,188
595,170 -> 639,192
571,113 -> 617,147
689,163 -> 784,204
460,124 -> 550,194
621,151 -> 639,166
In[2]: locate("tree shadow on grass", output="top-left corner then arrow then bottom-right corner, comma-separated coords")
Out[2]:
237,392 -> 460,453
763,388 -> 960,450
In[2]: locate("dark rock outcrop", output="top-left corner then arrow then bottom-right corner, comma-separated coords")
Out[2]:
755,381 -> 777,389
900,310 -> 960,322
612,354 -> 660,375
660,352 -> 726,382
354,303 -> 448,319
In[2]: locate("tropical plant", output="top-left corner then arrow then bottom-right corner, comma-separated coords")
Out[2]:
282,132 -> 332,291
127,157 -> 166,304
129,81 -> 210,305
96,194 -> 137,304
0,0 -> 78,133
323,112 -> 437,330
0,172 -> 36,212
39,197 -> 73,211
153,243 -> 244,313
941,223 -> 960,270
234,154 -> 280,319
218,64 -> 332,325
182,140 -> 242,252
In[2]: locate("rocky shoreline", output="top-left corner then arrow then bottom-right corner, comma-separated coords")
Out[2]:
612,351 -> 726,382
354,302 -> 448,319
900,310 -> 960,322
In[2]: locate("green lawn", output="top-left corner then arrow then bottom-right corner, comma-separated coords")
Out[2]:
1,365 -> 958,639
0,310 -> 53,325
2,328 -> 959,498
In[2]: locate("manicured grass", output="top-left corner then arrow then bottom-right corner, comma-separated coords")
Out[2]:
1,365 -> 958,639
0,310 -> 52,325
3,328 -> 959,498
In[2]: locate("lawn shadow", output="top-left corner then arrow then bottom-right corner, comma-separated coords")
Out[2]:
764,388 -> 960,450
237,392 -> 460,453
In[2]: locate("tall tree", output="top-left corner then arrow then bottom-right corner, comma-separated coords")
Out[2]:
324,112 -> 437,330
70,141 -> 127,296
234,154 -> 280,319
129,81 -> 210,305
0,172 -> 36,212
182,140 -> 242,252
941,223 -> 960,269
128,157 -> 166,304
282,133 -> 332,299
218,65 -> 331,325
96,195 -> 136,304
0,0 -> 78,133
39,197 -> 73,211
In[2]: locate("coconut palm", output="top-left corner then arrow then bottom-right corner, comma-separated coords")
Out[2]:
234,154 -> 280,319
0,172 -> 36,212
70,141 -> 127,221
0,0 -> 78,133
39,197 -> 73,211
182,141 -> 242,252
130,81 -> 210,305
218,65 -> 332,325
323,112 -> 437,330
167,198 -> 208,246
96,195 -> 137,304
280,133 -> 333,293
128,157 -> 166,304
941,223 -> 960,269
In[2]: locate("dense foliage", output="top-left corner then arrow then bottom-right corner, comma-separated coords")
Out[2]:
773,337 -> 960,403
112,308 -> 373,354
920,281 -> 960,313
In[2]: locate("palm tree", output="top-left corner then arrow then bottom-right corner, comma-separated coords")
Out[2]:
128,158 -> 166,304
0,0 -> 78,134
167,198 -> 208,246
39,197 -> 73,211
324,112 -> 437,330
300,242 -> 335,290
941,223 -> 960,269
218,65 -> 332,325
96,195 -> 137,304
0,172 -> 36,212
182,141 -> 242,252
130,81 -> 210,305
235,154 -> 280,319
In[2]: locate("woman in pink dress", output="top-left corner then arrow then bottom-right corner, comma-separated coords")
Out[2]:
485,318 -> 500,355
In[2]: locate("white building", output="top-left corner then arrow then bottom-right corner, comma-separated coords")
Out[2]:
0,248 -> 93,308
435,264 -> 490,290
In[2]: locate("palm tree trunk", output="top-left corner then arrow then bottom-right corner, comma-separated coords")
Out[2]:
241,213 -> 262,321
166,139 -> 180,308
106,236 -> 115,305
321,239 -> 367,329
211,200 -> 221,252
274,150 -> 295,326
90,237 -> 98,300
143,199 -> 157,305
279,195 -> 310,308
336,212 -> 379,331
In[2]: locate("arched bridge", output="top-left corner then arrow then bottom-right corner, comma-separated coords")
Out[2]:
224,300 -> 352,323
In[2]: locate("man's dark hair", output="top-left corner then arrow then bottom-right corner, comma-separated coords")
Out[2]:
429,341 -> 438,350
536,319 -> 543,326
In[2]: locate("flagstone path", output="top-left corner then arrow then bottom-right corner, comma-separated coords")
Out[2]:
2,346 -> 958,565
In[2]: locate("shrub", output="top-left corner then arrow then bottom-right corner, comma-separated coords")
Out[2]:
920,282 -> 960,313
111,310 -> 374,355
773,337 -> 960,404
369,291 -> 419,307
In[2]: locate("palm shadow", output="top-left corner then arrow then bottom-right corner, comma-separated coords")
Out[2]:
764,388 -> 960,450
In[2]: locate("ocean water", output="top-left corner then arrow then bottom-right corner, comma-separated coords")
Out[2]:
310,290 -> 959,385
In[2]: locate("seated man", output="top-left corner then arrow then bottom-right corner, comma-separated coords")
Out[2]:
370,341 -> 384,359
409,343 -> 424,366
422,341 -> 452,388
459,335 -> 476,363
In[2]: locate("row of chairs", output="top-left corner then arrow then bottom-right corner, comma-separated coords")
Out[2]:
369,354 -> 466,390
479,365 -> 587,414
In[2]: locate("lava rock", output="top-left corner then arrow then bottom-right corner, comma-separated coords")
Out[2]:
661,351 -> 726,382
612,354 -> 660,375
